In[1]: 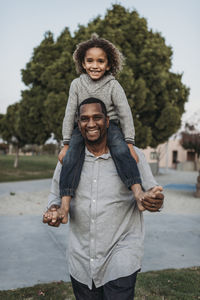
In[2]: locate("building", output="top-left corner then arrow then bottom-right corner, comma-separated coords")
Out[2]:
142,110 -> 200,173
142,136 -> 199,173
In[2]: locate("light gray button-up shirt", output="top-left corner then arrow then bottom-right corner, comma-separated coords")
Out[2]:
47,147 -> 158,289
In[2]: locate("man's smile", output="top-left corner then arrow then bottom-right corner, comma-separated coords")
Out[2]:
86,128 -> 100,137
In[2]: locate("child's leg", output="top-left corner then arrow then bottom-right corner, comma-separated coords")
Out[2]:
107,121 -> 141,187
59,127 -> 85,222
107,121 -> 152,211
59,126 -> 85,197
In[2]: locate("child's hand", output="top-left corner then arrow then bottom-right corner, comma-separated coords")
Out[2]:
58,145 -> 69,164
43,207 -> 68,224
43,205 -> 62,227
149,185 -> 163,195
127,144 -> 139,163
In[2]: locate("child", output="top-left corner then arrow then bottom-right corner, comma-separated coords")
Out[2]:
58,34 -> 153,223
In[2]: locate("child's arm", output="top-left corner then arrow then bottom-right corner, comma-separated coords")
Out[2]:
62,80 -> 78,144
59,79 -> 78,163
111,80 -> 136,146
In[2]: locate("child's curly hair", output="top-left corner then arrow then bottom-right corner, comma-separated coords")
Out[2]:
73,33 -> 124,76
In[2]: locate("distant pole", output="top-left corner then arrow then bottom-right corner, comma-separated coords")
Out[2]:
165,141 -> 168,172
195,170 -> 200,198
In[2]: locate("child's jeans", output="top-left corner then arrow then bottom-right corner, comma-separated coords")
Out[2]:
59,121 -> 141,197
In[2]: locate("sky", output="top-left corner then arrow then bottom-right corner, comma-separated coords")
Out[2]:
1,0 -> 199,122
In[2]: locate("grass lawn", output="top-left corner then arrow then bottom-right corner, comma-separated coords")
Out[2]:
0,154 -> 58,182
0,267 -> 199,299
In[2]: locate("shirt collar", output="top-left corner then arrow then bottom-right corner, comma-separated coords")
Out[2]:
85,147 -> 111,160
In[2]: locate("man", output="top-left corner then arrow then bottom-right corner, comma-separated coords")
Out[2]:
43,98 -> 164,300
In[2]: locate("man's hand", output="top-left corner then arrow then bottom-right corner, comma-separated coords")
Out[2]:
142,186 -> 164,212
43,205 -> 62,227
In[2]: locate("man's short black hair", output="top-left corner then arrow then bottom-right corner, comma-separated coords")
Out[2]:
77,98 -> 107,117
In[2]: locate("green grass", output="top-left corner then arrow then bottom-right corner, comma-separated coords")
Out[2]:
0,267 -> 199,299
135,267 -> 200,299
0,154 -> 58,182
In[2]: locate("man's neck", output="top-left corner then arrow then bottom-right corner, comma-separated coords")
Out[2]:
86,141 -> 108,157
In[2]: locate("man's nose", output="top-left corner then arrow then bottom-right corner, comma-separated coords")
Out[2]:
87,118 -> 95,127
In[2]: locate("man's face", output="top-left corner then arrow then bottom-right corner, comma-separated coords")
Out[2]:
78,103 -> 109,144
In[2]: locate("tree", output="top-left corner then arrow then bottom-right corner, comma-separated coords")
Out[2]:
0,104 -> 26,167
21,29 -> 76,142
19,87 -> 51,145
21,4 -> 189,147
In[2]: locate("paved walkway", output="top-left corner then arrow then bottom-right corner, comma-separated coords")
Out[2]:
0,170 -> 200,290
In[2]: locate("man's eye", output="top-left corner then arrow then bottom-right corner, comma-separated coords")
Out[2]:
81,117 -> 88,121
94,116 -> 102,120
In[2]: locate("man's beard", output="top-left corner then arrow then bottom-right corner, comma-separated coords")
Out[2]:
86,136 -> 103,145
85,129 -> 106,145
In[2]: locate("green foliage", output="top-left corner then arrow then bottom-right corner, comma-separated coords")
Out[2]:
0,143 -> 8,153
42,143 -> 57,155
19,4 -> 189,147
21,29 -> 76,142
19,87 -> 50,145
0,103 -> 26,148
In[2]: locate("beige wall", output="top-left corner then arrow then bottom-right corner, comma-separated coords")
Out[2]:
142,137 -> 197,169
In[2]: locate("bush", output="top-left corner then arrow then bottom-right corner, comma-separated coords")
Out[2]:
42,143 -> 57,155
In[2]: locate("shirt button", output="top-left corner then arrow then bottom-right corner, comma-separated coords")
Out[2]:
90,258 -> 94,262
91,219 -> 94,223
93,199 -> 96,203
93,179 -> 97,183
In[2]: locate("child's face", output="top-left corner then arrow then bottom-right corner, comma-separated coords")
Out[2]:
82,47 -> 110,80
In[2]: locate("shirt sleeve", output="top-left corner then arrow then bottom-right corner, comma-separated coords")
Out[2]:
134,146 -> 158,191
62,79 -> 78,144
47,162 -> 62,209
111,80 -> 135,144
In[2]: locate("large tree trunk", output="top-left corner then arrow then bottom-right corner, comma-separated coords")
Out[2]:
14,145 -> 19,168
